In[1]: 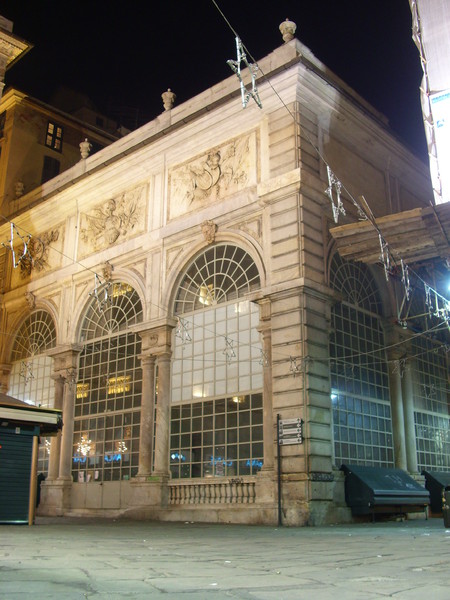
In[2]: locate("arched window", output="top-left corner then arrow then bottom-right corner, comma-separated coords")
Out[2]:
73,282 -> 143,483
171,244 -> 263,479
9,309 -> 57,474
329,253 -> 393,467
9,309 -> 57,406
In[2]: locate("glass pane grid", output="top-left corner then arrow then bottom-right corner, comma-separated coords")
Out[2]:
170,394 -> 263,479
73,283 -> 143,482
329,259 -> 393,468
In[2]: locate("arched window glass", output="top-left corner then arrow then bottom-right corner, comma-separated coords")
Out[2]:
329,254 -> 393,468
9,310 -> 57,474
9,310 -> 56,406
413,337 -> 449,471
171,244 -> 263,479
73,282 -> 143,483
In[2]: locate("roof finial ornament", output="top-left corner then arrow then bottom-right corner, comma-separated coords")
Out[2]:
279,18 -> 297,43
162,88 -> 176,111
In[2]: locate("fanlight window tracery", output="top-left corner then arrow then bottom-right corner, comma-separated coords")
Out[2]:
174,244 -> 261,314
11,310 -> 56,361
329,253 -> 382,315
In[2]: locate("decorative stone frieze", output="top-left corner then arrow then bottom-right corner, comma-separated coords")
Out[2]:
168,132 -> 257,220
19,227 -> 61,278
78,185 -> 145,255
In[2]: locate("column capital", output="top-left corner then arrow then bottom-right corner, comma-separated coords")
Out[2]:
131,318 -> 177,355
47,344 -> 83,372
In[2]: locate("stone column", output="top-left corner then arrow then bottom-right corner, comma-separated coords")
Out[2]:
257,299 -> 275,472
402,361 -> 418,473
58,377 -> 77,480
387,355 -> 407,470
47,374 -> 65,481
136,354 -> 156,478
129,320 -> 175,511
153,351 -> 171,477
0,364 -> 12,393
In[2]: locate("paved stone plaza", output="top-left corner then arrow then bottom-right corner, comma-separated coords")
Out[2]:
1,517 -> 449,599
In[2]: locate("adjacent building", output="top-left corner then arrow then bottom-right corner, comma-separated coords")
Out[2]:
0,20 -> 448,525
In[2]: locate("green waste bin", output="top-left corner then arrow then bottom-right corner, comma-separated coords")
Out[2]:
443,486 -> 450,528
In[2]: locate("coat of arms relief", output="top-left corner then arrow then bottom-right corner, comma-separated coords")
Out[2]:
78,186 -> 145,256
168,132 -> 257,220
16,227 -> 62,280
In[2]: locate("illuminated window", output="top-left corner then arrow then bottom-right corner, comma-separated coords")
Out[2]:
45,121 -> 63,151
413,336 -> 449,471
329,254 -> 393,468
73,281 -> 143,483
9,310 -> 57,475
172,244 -> 263,478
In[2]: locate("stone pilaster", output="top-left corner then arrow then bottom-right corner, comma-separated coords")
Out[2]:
136,354 -> 156,478
39,345 -> 82,514
129,320 -> 175,510
402,361 -> 419,474
387,356 -> 407,470
46,374 -> 65,481
0,363 -> 11,393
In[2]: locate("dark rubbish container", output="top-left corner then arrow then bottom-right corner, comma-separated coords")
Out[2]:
444,486 -> 450,528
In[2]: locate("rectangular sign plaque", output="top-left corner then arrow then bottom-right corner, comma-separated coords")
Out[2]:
278,418 -> 303,445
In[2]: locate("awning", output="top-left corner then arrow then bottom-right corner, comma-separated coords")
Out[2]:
0,393 -> 62,436
329,202 -> 450,265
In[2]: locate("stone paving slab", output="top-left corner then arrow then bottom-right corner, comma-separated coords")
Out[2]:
0,517 -> 449,599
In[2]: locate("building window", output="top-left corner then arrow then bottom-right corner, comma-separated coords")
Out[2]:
329,253 -> 393,468
41,155 -> 60,184
172,244 -> 263,478
9,310 -> 57,474
413,336 -> 449,471
45,121 -> 63,151
73,282 -> 143,483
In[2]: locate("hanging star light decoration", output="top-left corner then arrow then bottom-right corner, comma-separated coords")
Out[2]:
378,234 -> 391,281
325,166 -> 345,223
223,337 -> 236,363
1,222 -> 32,268
227,37 -> 262,109
20,360 -> 35,384
391,358 -> 406,378
258,349 -> 269,367
400,260 -> 411,300
289,356 -> 302,376
175,317 -> 192,344
89,274 -> 112,312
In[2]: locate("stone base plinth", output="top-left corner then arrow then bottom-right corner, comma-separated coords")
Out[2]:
38,479 -> 72,516
128,475 -> 169,512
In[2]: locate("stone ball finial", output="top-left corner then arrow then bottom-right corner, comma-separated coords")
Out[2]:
279,18 -> 297,43
162,88 -> 176,111
80,138 -> 92,159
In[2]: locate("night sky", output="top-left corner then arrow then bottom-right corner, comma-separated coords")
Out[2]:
2,1 -> 427,160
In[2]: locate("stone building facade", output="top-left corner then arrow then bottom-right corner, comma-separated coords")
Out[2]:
0,30 -> 448,525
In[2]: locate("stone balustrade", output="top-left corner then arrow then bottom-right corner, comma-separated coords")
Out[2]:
168,477 -> 256,505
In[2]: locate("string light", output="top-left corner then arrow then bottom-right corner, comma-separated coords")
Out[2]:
175,317 -> 192,344
325,166 -> 345,223
227,36 -> 262,109
88,274 -> 112,312
223,337 -> 236,363
20,360 -> 34,384
1,222 -> 32,268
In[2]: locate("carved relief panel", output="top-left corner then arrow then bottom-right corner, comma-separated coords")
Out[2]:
9,224 -> 64,285
168,131 -> 258,221
78,185 -> 146,258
